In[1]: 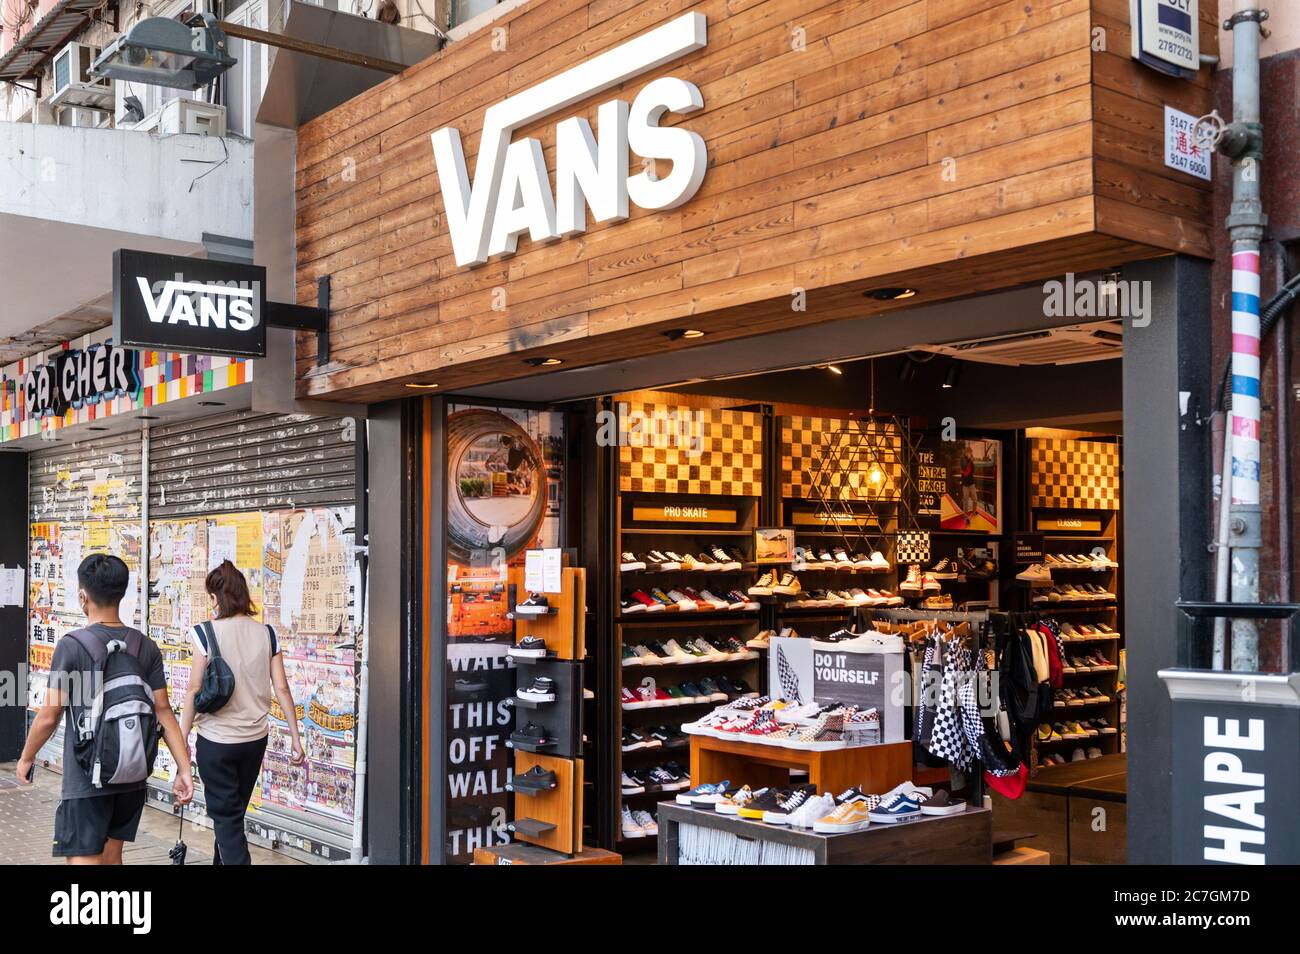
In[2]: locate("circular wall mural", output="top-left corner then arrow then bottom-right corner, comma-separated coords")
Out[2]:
446,408 -> 547,565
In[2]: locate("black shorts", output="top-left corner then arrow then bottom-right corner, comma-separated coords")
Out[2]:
52,789 -> 148,858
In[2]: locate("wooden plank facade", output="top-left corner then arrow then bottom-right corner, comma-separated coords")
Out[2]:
294,0 -> 1217,403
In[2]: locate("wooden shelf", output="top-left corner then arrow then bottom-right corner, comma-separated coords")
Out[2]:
617,611 -> 759,625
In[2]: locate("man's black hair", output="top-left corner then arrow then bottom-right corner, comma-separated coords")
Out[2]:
77,553 -> 130,607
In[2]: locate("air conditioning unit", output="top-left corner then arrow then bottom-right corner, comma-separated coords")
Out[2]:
48,42 -> 114,111
137,98 -> 228,137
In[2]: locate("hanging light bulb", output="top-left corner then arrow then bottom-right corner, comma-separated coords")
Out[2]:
867,463 -> 886,487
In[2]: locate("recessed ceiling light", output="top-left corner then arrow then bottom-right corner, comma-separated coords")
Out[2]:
663,328 -> 706,341
405,382 -> 440,390
942,364 -> 962,389
525,357 -> 563,367
825,364 -> 843,375
865,287 -> 918,301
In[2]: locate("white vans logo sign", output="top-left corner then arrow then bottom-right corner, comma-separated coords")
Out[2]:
431,13 -> 709,268
136,276 -> 259,331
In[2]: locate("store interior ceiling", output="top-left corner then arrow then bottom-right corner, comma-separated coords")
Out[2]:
457,279 -> 1124,431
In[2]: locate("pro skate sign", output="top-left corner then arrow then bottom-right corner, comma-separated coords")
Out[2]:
431,13 -> 708,268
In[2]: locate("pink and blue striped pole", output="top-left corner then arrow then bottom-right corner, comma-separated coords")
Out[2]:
1230,249 -> 1262,507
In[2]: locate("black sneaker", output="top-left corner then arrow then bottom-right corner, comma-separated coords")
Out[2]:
517,676 -> 556,702
763,783 -> 818,824
509,635 -> 547,658
511,722 -> 551,747
516,593 -> 550,615
513,764 -> 557,791
738,786 -> 788,820
623,727 -> 654,751
620,552 -> 647,572
648,766 -> 687,791
928,557 -> 959,580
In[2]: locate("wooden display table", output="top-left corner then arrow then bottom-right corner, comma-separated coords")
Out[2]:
989,753 -> 1126,864
473,844 -> 621,865
657,802 -> 992,865
690,735 -> 911,796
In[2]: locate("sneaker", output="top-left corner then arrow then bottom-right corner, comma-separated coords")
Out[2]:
771,572 -> 802,595
831,547 -> 853,569
620,686 -> 645,709
866,551 -> 891,571
1016,563 -> 1053,584
642,727 -> 668,749
678,553 -> 702,572
868,790 -> 923,822
620,552 -> 646,572
621,591 -> 647,614
621,771 -> 646,794
899,564 -> 923,595
516,593 -> 550,614
665,685 -> 691,705
918,790 -> 967,816
1085,746 -> 1104,759
622,727 -> 650,751
621,805 -> 646,838
748,571 -> 776,596
632,643 -> 662,666
621,644 -> 642,666
647,765 -> 689,792
787,792 -> 836,829
715,785 -> 758,815
662,638 -> 697,663
665,588 -> 697,611
763,783 -> 819,824
709,547 -> 743,571
921,573 -> 941,595
928,557 -> 959,580
677,779 -> 732,805
514,765 -> 557,791
920,594 -> 953,609
738,786 -> 787,820
727,589 -> 760,610
814,799 -> 872,833
1070,747 -> 1087,762
646,550 -> 678,571
696,677 -> 730,702
633,809 -> 658,836
511,722 -> 551,748
680,681 -> 712,703
517,676 -> 556,702
851,552 -> 875,570
509,635 -> 547,658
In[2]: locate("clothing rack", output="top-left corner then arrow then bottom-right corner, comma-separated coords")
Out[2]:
861,607 -> 1013,809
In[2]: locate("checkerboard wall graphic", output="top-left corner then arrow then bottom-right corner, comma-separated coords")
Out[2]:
781,416 -> 904,501
1029,439 -> 1121,510
618,404 -> 763,497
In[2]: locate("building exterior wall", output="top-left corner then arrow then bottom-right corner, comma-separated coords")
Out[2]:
292,0 -> 1218,404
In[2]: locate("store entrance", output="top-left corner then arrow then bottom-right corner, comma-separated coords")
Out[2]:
455,278 -> 1135,866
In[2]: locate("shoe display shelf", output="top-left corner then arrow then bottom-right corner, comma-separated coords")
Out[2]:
1021,504 -> 1124,764
506,564 -> 589,855
914,535 -> 1002,611
615,492 -> 765,848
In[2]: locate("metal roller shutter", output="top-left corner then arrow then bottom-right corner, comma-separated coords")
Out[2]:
29,429 -> 144,525
148,411 -> 356,516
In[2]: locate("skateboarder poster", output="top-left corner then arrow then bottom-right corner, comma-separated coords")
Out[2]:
915,437 -> 1002,533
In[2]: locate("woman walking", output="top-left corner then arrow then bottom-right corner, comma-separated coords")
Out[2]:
181,560 -> 304,864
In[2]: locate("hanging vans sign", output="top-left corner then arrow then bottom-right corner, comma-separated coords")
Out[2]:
114,248 -> 267,358
1129,0 -> 1200,78
113,249 -> 333,363
431,12 -> 709,268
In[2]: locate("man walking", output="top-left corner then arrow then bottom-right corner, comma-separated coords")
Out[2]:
15,554 -> 194,864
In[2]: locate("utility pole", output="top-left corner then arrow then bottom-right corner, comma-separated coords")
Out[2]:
1224,1 -> 1269,671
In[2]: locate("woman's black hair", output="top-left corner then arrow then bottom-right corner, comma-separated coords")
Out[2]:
205,560 -> 257,618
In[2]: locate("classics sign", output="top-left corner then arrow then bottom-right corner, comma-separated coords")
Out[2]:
431,12 -> 709,268
113,248 -> 267,358
23,344 -> 141,418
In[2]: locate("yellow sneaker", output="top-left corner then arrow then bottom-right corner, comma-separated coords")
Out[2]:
813,799 -> 871,833
714,785 -> 755,815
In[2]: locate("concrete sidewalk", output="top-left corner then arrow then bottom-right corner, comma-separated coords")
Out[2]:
0,763 -> 307,865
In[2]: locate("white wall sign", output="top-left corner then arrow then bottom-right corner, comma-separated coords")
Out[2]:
431,13 -> 709,268
1164,105 -> 1212,180
1131,0 -> 1200,75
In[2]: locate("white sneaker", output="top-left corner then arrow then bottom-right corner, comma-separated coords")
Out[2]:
621,805 -> 646,838
620,552 -> 646,572
867,551 -> 891,571
632,644 -> 661,665
1016,563 -> 1053,584
666,589 -> 697,610
663,638 -> 695,663
633,809 -> 658,836
846,588 -> 871,605
748,571 -> 776,596
839,631 -> 905,653
621,771 -> 645,795
697,589 -> 730,610
787,793 -> 836,829
899,564 -> 923,595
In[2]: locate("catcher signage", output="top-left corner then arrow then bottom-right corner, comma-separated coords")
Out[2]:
431,13 -> 708,268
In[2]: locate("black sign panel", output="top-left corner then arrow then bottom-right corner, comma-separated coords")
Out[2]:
1171,697 -> 1300,864
113,248 -> 267,358
1014,532 -> 1045,565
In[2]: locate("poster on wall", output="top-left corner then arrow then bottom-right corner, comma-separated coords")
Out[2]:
444,404 -> 564,864
914,437 -> 1002,533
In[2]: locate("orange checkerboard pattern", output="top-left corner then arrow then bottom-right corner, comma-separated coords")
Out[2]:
1029,438 -> 1121,510
618,403 -> 762,497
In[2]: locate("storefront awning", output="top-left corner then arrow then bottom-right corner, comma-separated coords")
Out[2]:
0,0 -> 108,84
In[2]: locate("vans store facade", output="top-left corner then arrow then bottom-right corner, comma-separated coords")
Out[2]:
0,334 -> 365,860
295,0 -> 1222,864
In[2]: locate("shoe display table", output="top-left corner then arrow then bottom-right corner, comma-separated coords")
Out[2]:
656,803 -> 992,865
689,735 -> 912,798
473,844 -> 622,865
